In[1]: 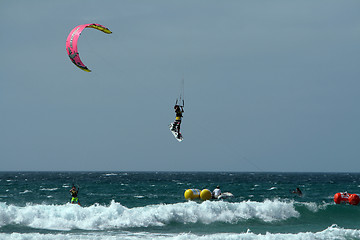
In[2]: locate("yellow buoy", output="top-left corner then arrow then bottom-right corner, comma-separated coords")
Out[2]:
200,189 -> 212,201
184,189 -> 201,200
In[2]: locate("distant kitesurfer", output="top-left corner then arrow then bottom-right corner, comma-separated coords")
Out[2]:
171,105 -> 184,138
292,187 -> 302,197
70,185 -> 81,205
212,186 -> 222,199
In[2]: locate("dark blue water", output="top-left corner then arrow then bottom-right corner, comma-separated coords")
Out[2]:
1,172 -> 360,239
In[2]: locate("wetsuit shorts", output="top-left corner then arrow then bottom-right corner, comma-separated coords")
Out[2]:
71,197 -> 79,203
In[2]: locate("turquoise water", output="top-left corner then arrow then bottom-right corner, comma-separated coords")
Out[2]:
1,172 -> 360,239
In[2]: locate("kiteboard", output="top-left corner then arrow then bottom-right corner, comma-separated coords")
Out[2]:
169,123 -> 183,142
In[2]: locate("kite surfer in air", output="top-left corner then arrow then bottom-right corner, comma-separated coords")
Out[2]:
70,185 -> 81,206
169,78 -> 184,142
171,105 -> 184,138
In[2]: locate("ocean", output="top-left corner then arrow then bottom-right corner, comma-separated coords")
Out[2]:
1,172 -> 360,239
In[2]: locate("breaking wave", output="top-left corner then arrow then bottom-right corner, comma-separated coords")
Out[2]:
0,199 -> 299,230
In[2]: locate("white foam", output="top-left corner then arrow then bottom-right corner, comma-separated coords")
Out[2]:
0,199 -> 300,230
0,225 -> 359,240
300,201 -> 330,212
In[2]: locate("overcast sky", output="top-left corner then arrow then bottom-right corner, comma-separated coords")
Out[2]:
1,0 -> 360,172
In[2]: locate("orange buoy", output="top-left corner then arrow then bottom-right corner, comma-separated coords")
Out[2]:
334,192 -> 349,204
349,194 -> 360,205
334,192 -> 360,205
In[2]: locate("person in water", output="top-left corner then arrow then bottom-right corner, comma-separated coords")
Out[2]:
292,187 -> 302,197
70,185 -> 81,205
172,105 -> 184,137
212,186 -> 222,199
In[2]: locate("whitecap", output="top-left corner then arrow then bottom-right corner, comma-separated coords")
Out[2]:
19,190 -> 32,194
104,173 -> 118,176
300,201 -> 331,212
40,188 -> 58,191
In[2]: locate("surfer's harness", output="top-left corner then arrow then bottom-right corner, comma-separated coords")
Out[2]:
70,189 -> 78,197
175,107 -> 183,121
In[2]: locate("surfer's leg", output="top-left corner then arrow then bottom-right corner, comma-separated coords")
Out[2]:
171,122 -> 177,131
177,120 -> 181,133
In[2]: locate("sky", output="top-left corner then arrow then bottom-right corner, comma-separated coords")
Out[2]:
1,0 -> 360,172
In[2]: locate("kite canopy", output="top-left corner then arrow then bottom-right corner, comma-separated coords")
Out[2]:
66,23 -> 112,72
